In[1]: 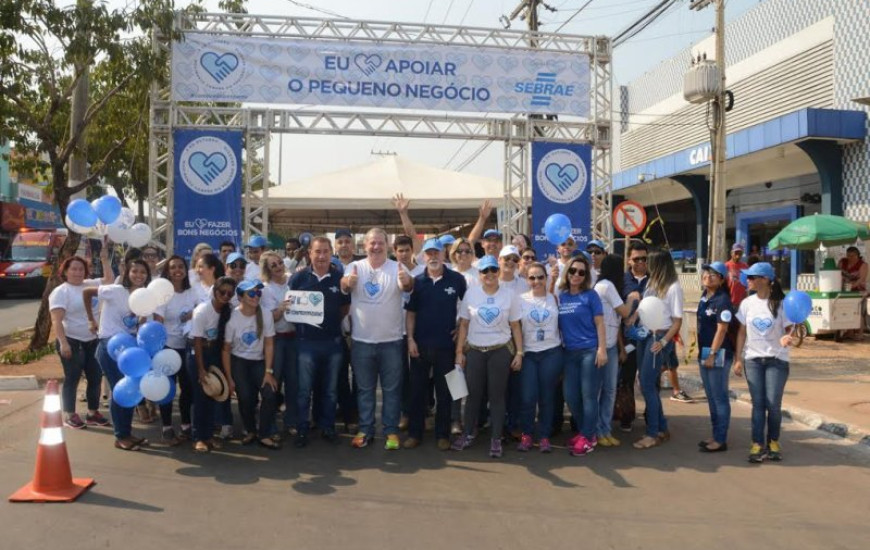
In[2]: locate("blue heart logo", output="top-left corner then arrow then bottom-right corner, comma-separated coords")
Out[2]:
498,56 -> 519,72
175,83 -> 199,99
544,162 -> 579,194
354,54 -> 382,76
287,47 -> 309,62
194,218 -> 208,229
206,327 -> 218,340
189,152 -> 228,185
259,84 -> 282,102
751,317 -> 774,334
241,331 -> 258,346
364,281 -> 381,297
259,43 -> 282,60
122,314 -> 138,329
529,308 -> 550,324
308,292 -> 323,306
478,306 -> 500,325
446,53 -> 468,66
472,54 -> 493,71
200,52 -> 239,83
497,97 -> 518,111
259,65 -> 282,81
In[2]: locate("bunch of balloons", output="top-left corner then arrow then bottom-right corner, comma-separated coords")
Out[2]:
65,196 -> 152,247
128,277 -> 176,317
107,323 -> 183,408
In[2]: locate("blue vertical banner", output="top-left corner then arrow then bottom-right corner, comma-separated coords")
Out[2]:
531,142 -> 593,259
173,129 -> 243,260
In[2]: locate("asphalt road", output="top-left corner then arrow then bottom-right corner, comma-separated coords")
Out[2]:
0,392 -> 867,550
0,298 -> 40,338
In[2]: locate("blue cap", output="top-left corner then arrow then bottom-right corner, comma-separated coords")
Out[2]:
477,255 -> 499,271
226,252 -> 247,265
742,262 -> 776,280
334,228 -> 353,239
236,278 -> 264,294
483,229 -> 502,239
586,239 -> 606,251
702,261 -> 728,278
571,249 -> 592,262
438,234 -> 456,246
246,235 -> 268,248
422,238 -> 443,252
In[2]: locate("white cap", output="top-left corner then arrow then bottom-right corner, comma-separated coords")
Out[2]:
499,245 -> 520,258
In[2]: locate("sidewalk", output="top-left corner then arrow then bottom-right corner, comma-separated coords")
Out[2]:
679,306 -> 870,445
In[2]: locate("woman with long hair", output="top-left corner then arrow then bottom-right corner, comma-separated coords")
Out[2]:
260,250 -> 297,435
188,242 -> 213,286
733,262 -> 795,463
557,254 -> 607,456
189,276 -> 237,452
83,258 -> 152,451
153,255 -> 198,445
633,249 -> 683,450
193,252 -> 225,304
450,238 -> 477,288
593,254 -> 630,447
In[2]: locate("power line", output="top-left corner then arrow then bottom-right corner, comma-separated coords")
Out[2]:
459,0 -> 477,25
613,0 -> 681,47
552,0 -> 597,34
284,0 -> 349,19
442,0 -> 458,24
423,0 -> 436,22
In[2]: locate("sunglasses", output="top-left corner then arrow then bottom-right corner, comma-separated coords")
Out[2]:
567,267 -> 586,276
239,289 -> 262,298
588,249 -> 604,255
480,267 -> 499,274
229,262 -> 246,269
522,255 -> 536,261
455,249 -> 473,255
216,288 -> 234,298
527,274 -> 546,281
268,262 -> 283,269
631,256 -> 647,263
501,256 -> 519,263
142,253 -> 159,260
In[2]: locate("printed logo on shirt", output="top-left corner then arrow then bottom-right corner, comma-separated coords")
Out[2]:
363,277 -> 382,298
206,327 -> 218,340
122,313 -> 138,329
478,306 -> 501,325
241,331 -> 259,346
751,317 -> 773,335
445,286 -> 456,296
91,297 -> 99,310
528,307 -> 551,325
720,310 -> 732,323
329,285 -> 339,293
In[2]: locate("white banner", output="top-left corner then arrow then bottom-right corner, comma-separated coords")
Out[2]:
172,36 -> 590,117
283,290 -> 324,327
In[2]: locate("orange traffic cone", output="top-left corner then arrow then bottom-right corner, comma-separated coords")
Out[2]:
9,380 -> 95,502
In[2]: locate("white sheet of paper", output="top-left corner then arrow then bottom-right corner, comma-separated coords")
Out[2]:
445,366 -> 469,401
284,290 -> 324,327
624,344 -> 635,354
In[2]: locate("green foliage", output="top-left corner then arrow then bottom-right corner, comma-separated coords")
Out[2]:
0,344 -> 55,365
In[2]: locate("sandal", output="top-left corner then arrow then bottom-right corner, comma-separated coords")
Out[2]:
258,438 -> 281,451
130,435 -> 150,447
633,436 -> 660,449
136,404 -> 155,424
207,438 -> 223,450
700,442 -> 728,453
241,433 -> 257,446
657,431 -> 671,442
114,437 -> 141,451
193,441 -> 210,453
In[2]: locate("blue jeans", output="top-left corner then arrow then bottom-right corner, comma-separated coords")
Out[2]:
408,345 -> 454,440
351,339 -> 403,438
596,345 -> 619,437
563,348 -> 600,439
56,338 -> 101,414
96,338 -> 134,439
699,352 -> 732,443
186,344 -> 219,443
638,336 -> 672,437
519,346 -> 563,438
744,357 -> 789,444
158,346 -> 193,427
337,339 -> 358,424
296,338 -> 343,436
274,335 -> 298,430
230,355 -> 277,438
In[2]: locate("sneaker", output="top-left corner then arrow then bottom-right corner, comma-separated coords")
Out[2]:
606,434 -> 621,447
489,438 -> 503,458
748,442 -> 766,463
385,434 -> 401,450
570,436 -> 594,457
670,390 -> 695,403
450,421 -> 463,435
403,437 -> 420,449
218,425 -> 234,440
451,434 -> 472,451
351,432 -> 370,449
767,440 -> 783,461
178,425 -> 192,440
516,434 -> 533,452
597,435 -> 613,447
588,436 -> 598,447
294,433 -> 308,448
65,413 -> 87,429
539,438 -> 553,453
437,438 -> 451,451
619,422 -> 633,433
85,411 -> 110,427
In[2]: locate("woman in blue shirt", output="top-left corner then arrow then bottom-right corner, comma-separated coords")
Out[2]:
696,262 -> 734,453
557,255 -> 607,457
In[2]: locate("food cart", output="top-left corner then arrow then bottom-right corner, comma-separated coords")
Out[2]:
805,291 -> 864,340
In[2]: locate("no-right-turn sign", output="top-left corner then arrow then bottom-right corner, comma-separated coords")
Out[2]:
613,200 -> 647,237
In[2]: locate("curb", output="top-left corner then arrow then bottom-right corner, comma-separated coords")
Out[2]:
0,375 -> 40,391
678,372 -> 870,447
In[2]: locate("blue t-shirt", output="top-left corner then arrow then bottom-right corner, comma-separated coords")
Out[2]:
696,288 -> 734,351
558,289 -> 603,350
289,265 -> 350,341
405,267 -> 467,349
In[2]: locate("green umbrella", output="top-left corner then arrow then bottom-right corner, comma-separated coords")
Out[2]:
767,214 -> 870,250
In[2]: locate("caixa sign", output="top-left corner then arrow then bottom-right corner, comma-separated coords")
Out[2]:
689,144 -> 711,166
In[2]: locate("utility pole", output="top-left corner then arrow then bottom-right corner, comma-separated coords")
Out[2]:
69,0 -> 92,196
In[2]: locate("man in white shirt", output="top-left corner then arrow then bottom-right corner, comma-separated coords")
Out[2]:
341,228 -> 413,450
244,235 -> 268,281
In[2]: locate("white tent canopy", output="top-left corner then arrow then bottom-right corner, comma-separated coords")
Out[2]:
261,155 -> 503,233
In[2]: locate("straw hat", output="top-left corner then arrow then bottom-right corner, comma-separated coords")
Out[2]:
201,365 -> 229,403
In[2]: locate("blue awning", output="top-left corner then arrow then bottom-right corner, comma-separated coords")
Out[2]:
614,108 -> 866,190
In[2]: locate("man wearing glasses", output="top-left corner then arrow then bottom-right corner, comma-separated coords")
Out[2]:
586,239 -> 607,285
725,243 -> 748,307
618,241 -> 650,433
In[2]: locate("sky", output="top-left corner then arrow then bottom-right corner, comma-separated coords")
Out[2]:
108,0 -> 763,185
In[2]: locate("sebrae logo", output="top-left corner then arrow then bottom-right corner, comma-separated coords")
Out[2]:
179,136 -> 237,196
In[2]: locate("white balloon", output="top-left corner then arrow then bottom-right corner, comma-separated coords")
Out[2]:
116,207 -> 136,229
129,287 -> 158,317
637,296 -> 669,332
107,223 -> 130,244
148,278 -> 175,306
127,223 -> 152,248
64,215 -> 91,235
140,371 -> 172,402
151,348 -> 182,376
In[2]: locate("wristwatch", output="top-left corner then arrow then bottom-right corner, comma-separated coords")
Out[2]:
266,368 -> 275,375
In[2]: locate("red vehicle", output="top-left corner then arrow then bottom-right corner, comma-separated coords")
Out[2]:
0,229 -> 81,297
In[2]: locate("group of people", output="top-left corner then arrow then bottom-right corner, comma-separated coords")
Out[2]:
51,197 -> 801,463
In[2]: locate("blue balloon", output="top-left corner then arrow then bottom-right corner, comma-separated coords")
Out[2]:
107,333 -> 138,362
783,290 -> 813,324
117,347 -> 152,378
93,195 -> 122,225
137,321 -> 168,357
113,376 -> 143,408
544,213 -> 573,246
67,199 -> 98,228
156,379 -> 177,406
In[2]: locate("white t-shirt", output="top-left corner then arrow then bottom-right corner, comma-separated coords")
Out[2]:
499,276 -> 529,295
155,288 -> 199,349
737,295 -> 790,361
193,281 -> 212,305
244,262 -> 262,282
96,284 -> 139,339
516,292 -> 561,353
49,280 -> 101,342
262,280 -> 294,334
459,285 -> 523,347
454,266 -> 477,289
348,258 -> 407,343
191,301 -> 222,342
594,279 -> 625,348
643,281 -> 683,332
224,306 -> 276,361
